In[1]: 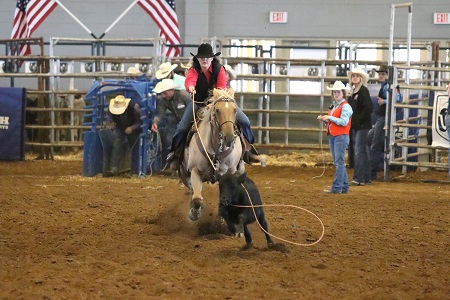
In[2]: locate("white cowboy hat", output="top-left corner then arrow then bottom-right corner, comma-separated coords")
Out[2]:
155,62 -> 178,79
348,68 -> 369,85
224,65 -> 237,80
109,95 -> 131,115
153,79 -> 179,93
326,81 -> 347,91
127,66 -> 141,74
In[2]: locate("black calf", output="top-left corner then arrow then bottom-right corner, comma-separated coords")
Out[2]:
218,172 -> 274,249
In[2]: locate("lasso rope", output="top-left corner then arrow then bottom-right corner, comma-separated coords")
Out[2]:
312,120 -> 326,179
191,91 -> 217,171
147,130 -> 162,176
232,183 -> 325,246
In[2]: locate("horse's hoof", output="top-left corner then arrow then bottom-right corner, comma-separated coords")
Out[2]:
189,207 -> 202,221
192,198 -> 203,209
260,155 -> 267,167
241,242 -> 253,251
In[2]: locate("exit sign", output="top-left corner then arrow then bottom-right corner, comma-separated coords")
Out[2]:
270,11 -> 288,23
434,13 -> 450,24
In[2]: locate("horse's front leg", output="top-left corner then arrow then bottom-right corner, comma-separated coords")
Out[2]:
190,167 -> 203,208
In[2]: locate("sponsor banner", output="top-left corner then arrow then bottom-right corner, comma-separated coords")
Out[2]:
431,91 -> 449,148
0,88 -> 26,160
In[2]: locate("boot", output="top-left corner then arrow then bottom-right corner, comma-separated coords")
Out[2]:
166,151 -> 178,171
242,144 -> 261,164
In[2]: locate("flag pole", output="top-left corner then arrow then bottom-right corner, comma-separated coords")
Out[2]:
98,0 -> 139,39
54,0 -> 98,38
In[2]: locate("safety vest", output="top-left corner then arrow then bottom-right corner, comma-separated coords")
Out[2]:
327,100 -> 352,136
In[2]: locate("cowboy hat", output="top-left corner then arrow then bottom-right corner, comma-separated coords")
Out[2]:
127,66 -> 141,74
155,62 -> 178,79
347,68 -> 369,85
375,64 -> 389,73
109,95 -> 131,115
153,79 -> 179,93
190,43 -> 221,58
224,65 -> 237,80
326,81 -> 347,91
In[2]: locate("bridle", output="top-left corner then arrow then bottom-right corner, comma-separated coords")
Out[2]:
211,97 -> 238,133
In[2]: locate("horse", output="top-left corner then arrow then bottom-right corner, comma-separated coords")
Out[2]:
178,89 -> 246,221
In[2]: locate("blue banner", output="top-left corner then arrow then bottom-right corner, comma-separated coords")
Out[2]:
0,87 -> 26,160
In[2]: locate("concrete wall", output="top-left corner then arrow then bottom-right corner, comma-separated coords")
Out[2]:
1,0 -> 450,51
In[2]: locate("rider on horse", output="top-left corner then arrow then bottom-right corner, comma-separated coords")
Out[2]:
166,43 -> 258,170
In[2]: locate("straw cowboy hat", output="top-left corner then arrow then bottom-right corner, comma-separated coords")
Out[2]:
127,66 -> 141,75
180,61 -> 192,69
153,79 -> 179,93
326,81 -> 347,91
109,95 -> 131,115
375,64 -> 389,74
190,43 -> 221,58
155,62 -> 178,79
224,65 -> 237,80
347,68 -> 369,85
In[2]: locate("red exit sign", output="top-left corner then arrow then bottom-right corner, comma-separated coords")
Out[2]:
434,13 -> 450,24
270,11 -> 288,23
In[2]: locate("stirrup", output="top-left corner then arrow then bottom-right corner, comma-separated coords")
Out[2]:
166,151 -> 175,163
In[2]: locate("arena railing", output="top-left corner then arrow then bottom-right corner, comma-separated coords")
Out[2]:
0,46 -> 448,176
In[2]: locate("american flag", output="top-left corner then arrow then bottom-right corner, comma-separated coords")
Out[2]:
137,0 -> 181,57
11,0 -> 57,56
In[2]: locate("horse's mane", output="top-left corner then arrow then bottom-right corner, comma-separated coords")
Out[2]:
197,88 -> 235,122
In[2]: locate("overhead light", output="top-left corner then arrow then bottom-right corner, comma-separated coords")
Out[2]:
25,61 -> 38,73
251,64 -> 259,74
279,66 -> 287,75
307,68 -> 318,76
60,62 -> 68,74
107,62 -> 123,72
81,62 -> 95,73
137,63 -> 149,73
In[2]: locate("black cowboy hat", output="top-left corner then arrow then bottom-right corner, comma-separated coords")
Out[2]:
375,64 -> 389,73
190,43 -> 221,58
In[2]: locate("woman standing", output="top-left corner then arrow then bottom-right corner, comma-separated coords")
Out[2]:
318,81 -> 353,194
347,68 -> 373,185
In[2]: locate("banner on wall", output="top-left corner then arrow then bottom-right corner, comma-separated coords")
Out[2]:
431,91 -> 449,148
0,87 -> 26,160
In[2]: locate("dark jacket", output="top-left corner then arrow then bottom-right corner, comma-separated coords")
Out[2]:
192,58 -> 222,105
110,101 -> 142,134
376,81 -> 389,117
347,85 -> 373,130
153,90 -> 190,125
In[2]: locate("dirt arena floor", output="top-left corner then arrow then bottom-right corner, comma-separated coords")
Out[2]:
0,152 -> 449,299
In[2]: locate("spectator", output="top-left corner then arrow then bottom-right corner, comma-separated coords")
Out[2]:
126,66 -> 142,80
224,64 -> 237,93
104,95 -> 142,177
151,79 -> 190,161
155,62 -> 185,90
369,64 -> 403,180
73,94 -> 86,141
317,81 -> 353,194
181,61 -> 192,76
347,68 -> 373,186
